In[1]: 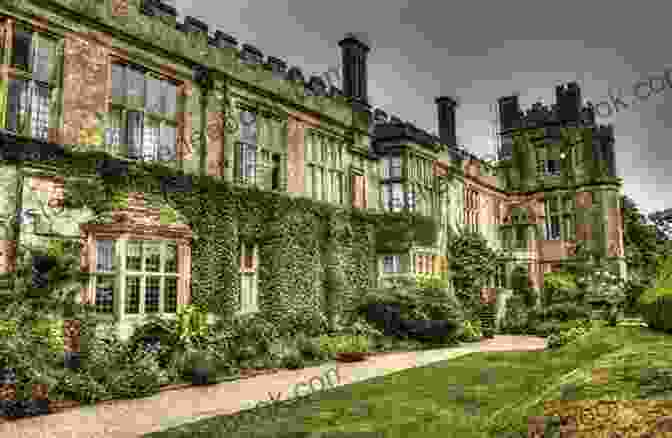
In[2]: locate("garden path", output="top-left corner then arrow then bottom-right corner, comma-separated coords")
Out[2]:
0,335 -> 546,438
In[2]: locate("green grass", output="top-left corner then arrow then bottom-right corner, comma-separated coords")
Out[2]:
144,327 -> 672,438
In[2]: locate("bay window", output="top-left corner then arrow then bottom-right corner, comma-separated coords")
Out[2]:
90,238 -> 179,315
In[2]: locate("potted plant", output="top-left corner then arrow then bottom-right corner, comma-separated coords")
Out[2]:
334,335 -> 369,362
189,350 -> 217,386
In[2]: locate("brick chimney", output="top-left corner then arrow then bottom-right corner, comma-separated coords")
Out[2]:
435,96 -> 457,146
338,33 -> 370,104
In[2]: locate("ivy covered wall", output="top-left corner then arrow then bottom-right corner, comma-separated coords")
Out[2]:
0,147 -> 436,335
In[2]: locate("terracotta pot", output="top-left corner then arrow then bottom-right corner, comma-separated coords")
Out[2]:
0,384 -> 16,401
63,319 -> 81,353
335,352 -> 367,362
32,383 -> 49,400
48,399 -> 80,413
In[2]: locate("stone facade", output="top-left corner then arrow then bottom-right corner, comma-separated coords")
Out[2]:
0,0 -> 627,337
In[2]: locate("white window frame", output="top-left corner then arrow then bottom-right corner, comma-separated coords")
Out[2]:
91,238 -> 180,317
240,242 -> 259,314
382,255 -> 401,274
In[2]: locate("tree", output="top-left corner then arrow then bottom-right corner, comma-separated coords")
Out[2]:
446,227 -> 505,319
620,195 -> 672,313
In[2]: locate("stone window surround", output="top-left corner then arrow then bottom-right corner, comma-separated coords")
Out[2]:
108,56 -> 180,161
305,127 -> 345,203
239,242 -> 259,314
1,17 -> 60,142
107,51 -> 189,162
79,223 -> 192,317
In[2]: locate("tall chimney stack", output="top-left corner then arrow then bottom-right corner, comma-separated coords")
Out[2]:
497,95 -> 520,132
338,33 -> 370,105
435,96 -> 458,146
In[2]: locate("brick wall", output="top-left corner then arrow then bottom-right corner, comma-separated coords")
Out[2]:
61,31 -> 111,147
286,117 -> 306,194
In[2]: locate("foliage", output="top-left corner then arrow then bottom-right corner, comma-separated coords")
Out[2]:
542,272 -> 578,306
357,278 -> 464,324
499,295 -> 530,334
459,320 -> 483,342
173,304 -> 209,346
621,195 -> 668,289
103,348 -> 168,399
511,266 -> 537,307
280,351 -> 305,370
206,314 -> 281,366
638,292 -> 672,333
446,228 -> 505,319
52,145 -> 437,338
334,317 -> 383,338
639,367 -> 672,398
481,326 -> 496,338
546,325 -> 592,349
128,316 -> 180,368
294,333 -> 326,360
318,334 -> 370,357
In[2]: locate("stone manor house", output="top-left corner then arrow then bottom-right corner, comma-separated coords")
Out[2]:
0,0 -> 626,337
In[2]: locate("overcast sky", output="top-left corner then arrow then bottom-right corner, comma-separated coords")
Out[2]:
175,0 -> 671,216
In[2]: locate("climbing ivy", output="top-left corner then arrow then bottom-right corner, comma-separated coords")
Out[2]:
37,146 -> 436,334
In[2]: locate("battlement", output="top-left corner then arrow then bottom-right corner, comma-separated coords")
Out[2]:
137,0 -> 349,101
498,82 -> 598,132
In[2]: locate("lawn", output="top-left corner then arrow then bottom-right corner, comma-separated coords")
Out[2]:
144,326 -> 672,438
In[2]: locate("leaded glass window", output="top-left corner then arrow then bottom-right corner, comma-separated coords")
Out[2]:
108,63 -> 178,161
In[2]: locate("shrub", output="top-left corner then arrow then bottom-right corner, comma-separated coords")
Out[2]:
318,335 -> 370,357
53,372 -> 111,404
357,281 -> 464,327
544,302 -> 592,322
638,290 -> 672,333
215,314 -> 280,364
173,304 -> 209,345
639,367 -> 672,398
128,316 -> 179,368
482,326 -> 496,338
500,295 -> 529,334
105,349 -> 168,397
295,334 -> 325,360
336,317 -> 383,338
281,352 -> 305,369
459,320 -> 483,342
546,325 -> 591,349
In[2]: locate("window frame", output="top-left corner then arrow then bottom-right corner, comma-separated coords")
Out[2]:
4,23 -> 60,141
90,237 -> 180,317
382,255 -> 401,274
305,129 -> 345,203
239,242 -> 259,314
107,60 -> 179,162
